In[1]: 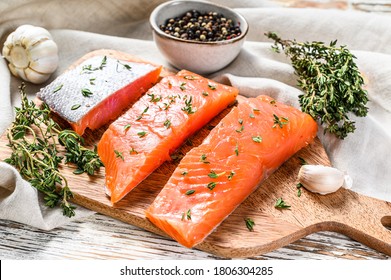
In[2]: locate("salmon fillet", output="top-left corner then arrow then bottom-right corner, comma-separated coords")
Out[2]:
145,95 -> 318,248
97,70 -> 239,204
37,52 -> 162,135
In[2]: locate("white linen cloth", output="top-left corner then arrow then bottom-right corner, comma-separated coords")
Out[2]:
0,0 -> 390,230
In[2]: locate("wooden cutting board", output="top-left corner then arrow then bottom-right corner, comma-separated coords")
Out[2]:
1,50 -> 390,258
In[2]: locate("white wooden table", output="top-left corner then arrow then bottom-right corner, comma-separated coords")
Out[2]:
1,0 -> 391,260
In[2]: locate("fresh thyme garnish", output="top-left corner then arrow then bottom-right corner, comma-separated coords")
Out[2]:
164,119 -> 171,129
252,136 -> 263,143
236,125 -> 244,133
185,189 -> 195,195
266,32 -> 369,139
184,75 -> 197,80
148,93 -> 162,103
227,171 -> 236,180
181,171 -> 188,175
207,182 -> 216,190
57,130 -> 103,175
182,209 -> 192,220
81,88 -> 93,97
208,84 -> 216,90
180,82 -> 186,91
202,91 -> 209,96
137,131 -> 147,138
296,182 -> 303,197
5,84 -> 103,217
208,170 -> 225,178
298,157 -> 308,165
272,114 -> 289,128
208,171 -> 218,178
89,78 -> 96,85
71,104 -> 81,110
116,60 -> 132,72
200,154 -> 210,164
53,84 -> 63,93
235,119 -> 244,133
136,106 -> 149,120
114,150 -> 124,160
129,147 -> 138,154
249,113 -> 255,118
81,55 -> 107,73
182,95 -> 196,114
244,218 -> 255,231
235,143 -> 239,156
275,197 -> 291,209
124,124 -> 131,131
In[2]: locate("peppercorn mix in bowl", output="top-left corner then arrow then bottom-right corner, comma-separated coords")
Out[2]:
150,0 -> 248,74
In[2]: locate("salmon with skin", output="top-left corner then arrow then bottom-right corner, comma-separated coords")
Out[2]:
37,52 -> 162,135
97,70 -> 239,204
145,95 -> 318,248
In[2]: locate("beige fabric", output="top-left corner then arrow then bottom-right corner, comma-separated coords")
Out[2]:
0,0 -> 390,230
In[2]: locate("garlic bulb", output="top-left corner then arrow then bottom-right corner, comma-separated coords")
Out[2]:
298,165 -> 352,195
2,24 -> 59,84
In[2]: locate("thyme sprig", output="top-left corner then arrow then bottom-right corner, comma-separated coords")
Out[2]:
4,84 -> 103,217
266,32 -> 369,139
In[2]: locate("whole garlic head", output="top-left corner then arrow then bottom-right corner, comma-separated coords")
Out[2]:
298,165 -> 353,195
2,24 -> 59,84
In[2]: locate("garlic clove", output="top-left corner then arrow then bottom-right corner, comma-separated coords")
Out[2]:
9,64 -> 28,81
2,43 -> 11,58
30,55 -> 59,74
298,165 -> 352,195
25,68 -> 51,84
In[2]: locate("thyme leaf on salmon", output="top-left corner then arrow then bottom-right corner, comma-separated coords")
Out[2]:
227,171 -> 236,180
266,32 -> 369,139
207,182 -> 217,190
164,119 -> 171,129
53,84 -> 63,93
81,88 -> 93,97
81,55 -> 107,73
272,114 -> 289,128
5,84 -> 103,217
114,150 -> 124,160
185,190 -> 195,195
252,136 -> 263,143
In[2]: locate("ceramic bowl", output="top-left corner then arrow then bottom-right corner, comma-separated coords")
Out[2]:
150,0 -> 248,75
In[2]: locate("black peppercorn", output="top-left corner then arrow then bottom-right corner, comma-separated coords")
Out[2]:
159,9 -> 242,42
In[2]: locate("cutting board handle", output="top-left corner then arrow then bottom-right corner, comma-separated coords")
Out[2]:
325,191 -> 391,256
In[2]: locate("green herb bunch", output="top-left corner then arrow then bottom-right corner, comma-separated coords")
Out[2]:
265,32 -> 369,139
4,84 -> 103,217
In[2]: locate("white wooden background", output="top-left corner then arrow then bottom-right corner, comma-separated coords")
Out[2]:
1,0 -> 391,260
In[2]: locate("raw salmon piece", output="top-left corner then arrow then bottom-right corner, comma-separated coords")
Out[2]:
97,70 -> 239,204
145,95 -> 318,248
37,54 -> 162,135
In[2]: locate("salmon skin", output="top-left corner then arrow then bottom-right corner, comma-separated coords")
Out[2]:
97,70 -> 239,204
37,55 -> 162,135
145,95 -> 318,248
